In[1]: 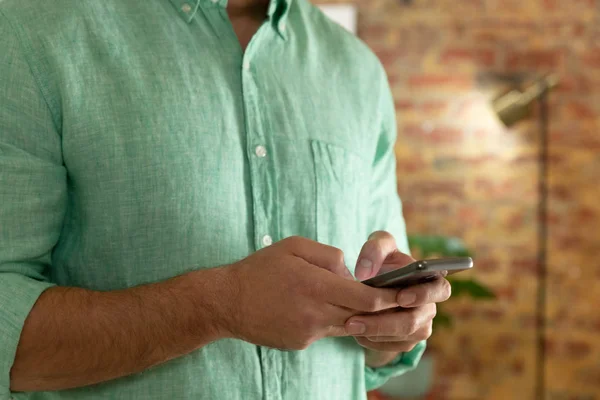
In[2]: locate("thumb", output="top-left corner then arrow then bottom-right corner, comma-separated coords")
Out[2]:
355,231 -> 408,281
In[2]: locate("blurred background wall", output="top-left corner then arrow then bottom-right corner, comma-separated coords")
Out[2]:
315,1 -> 600,399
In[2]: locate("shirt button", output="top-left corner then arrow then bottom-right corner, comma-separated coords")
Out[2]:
211,0 -> 219,3
243,60 -> 251,71
262,235 -> 273,247
280,22 -> 287,32
255,145 -> 267,158
181,3 -> 192,13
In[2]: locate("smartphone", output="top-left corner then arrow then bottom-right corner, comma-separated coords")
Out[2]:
361,257 -> 473,289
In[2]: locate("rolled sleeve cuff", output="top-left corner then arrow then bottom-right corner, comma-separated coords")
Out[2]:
0,273 -> 55,399
364,340 -> 427,392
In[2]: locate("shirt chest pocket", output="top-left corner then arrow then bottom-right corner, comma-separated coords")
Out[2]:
310,140 -> 370,272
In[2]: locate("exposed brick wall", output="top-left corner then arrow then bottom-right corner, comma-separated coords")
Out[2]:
314,1 -> 600,399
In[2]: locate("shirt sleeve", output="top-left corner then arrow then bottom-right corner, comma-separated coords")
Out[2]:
364,341 -> 427,392
0,12 -> 63,398
362,65 -> 426,391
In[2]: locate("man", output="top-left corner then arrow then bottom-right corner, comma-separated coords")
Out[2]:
0,0 -> 451,399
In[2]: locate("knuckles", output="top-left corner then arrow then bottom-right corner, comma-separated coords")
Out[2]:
419,323 -> 434,341
403,311 -> 421,336
299,310 -> 322,334
282,235 -> 304,247
362,296 -> 385,313
331,248 -> 345,267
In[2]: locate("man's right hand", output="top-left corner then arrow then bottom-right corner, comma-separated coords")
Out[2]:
217,236 -> 401,351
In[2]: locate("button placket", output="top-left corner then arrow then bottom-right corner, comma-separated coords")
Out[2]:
239,25 -> 282,399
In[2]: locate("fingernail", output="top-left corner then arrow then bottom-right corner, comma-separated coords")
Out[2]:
347,321 -> 366,335
398,291 -> 417,307
356,259 -> 373,280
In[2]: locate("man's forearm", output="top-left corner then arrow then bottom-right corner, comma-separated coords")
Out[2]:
10,266 -> 233,392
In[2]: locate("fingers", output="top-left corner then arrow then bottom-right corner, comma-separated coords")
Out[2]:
396,277 -> 452,308
323,274 -> 400,313
307,265 -> 399,312
345,304 -> 436,338
283,236 -> 354,280
355,337 -> 422,353
365,324 -> 432,342
320,304 -> 357,338
355,231 -> 415,280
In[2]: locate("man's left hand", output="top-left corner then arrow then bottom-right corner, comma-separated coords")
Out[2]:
349,231 -> 452,367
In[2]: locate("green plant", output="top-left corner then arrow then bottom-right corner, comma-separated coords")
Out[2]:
407,235 -> 495,329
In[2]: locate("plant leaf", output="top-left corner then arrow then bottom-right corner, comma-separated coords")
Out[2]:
408,235 -> 472,258
432,311 -> 453,330
450,279 -> 496,299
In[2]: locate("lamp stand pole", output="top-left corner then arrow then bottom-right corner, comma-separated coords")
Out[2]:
535,86 -> 550,400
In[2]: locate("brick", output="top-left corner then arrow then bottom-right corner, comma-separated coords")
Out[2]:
512,154 -> 540,164
549,185 -> 573,201
395,99 -> 415,111
359,25 -> 391,41
471,257 -> 500,273
552,235 -> 584,250
565,340 -> 593,358
494,334 -> 519,352
472,177 -> 535,199
421,100 -> 450,114
510,258 -> 539,274
458,334 -> 473,348
454,307 -> 475,320
407,74 -> 473,90
550,128 -> 600,149
394,99 -> 449,114
555,74 -> 595,94
576,207 -> 597,223
400,202 -> 453,215
471,19 -> 539,45
542,0 -> 596,11
399,180 -> 465,199
543,21 -> 588,38
439,48 -> 497,67
433,155 -> 496,170
518,315 -> 537,329
402,124 -> 465,144
457,206 -> 486,228
495,286 -> 518,301
373,49 -> 403,67
395,154 -> 428,173
506,49 -> 564,70
481,308 -> 505,321
563,100 -> 597,119
582,47 -> 600,69
511,360 -> 525,374
437,357 -> 466,375
504,211 -> 528,231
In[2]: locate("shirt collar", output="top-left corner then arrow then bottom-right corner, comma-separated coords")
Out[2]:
169,0 -> 292,38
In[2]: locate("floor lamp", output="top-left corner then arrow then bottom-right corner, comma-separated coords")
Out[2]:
492,74 -> 560,400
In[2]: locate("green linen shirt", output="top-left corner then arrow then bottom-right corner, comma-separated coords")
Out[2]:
0,0 -> 426,399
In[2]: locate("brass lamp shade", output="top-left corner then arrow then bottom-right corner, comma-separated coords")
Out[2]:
492,75 -> 560,127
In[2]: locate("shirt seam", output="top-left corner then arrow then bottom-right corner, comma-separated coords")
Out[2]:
0,9 -> 61,134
